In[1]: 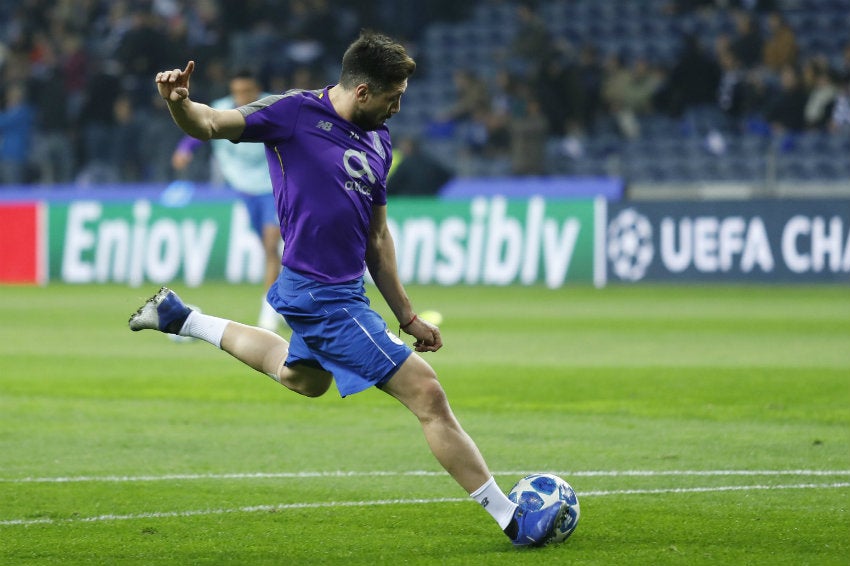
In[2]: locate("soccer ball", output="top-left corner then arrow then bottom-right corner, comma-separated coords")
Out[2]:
508,473 -> 580,544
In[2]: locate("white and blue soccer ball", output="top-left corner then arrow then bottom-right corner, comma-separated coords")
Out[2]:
508,473 -> 580,544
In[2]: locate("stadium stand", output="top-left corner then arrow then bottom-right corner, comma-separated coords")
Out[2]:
0,0 -> 847,187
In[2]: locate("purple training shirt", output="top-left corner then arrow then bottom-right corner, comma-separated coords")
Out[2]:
238,87 -> 392,284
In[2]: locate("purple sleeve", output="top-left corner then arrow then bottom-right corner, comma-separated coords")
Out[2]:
176,135 -> 204,153
239,93 -> 301,143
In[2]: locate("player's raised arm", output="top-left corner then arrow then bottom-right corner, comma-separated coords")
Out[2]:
155,61 -> 246,141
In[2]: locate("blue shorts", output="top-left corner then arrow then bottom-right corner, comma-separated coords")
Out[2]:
267,268 -> 413,397
238,192 -> 278,238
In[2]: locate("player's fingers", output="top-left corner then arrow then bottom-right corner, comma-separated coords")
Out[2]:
427,328 -> 442,350
154,69 -> 180,83
183,60 -> 195,77
165,87 -> 188,102
413,336 -> 441,353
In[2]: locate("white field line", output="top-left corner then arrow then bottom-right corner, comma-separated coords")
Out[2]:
2,482 -> 849,527
2,469 -> 850,484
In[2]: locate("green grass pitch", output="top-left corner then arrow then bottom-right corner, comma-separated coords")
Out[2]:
1,282 -> 848,565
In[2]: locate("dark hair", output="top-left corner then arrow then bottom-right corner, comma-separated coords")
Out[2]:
230,69 -> 259,82
339,30 -> 416,93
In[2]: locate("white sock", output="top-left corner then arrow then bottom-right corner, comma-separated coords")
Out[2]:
257,297 -> 281,331
470,477 -> 518,530
178,311 -> 230,348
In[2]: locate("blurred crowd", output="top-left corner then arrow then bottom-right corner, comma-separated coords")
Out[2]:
0,0 -> 849,186
437,0 -> 850,176
0,0 -> 470,186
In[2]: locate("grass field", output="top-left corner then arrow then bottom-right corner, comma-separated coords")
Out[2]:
1,282 -> 848,565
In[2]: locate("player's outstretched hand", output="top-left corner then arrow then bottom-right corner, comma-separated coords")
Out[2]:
404,317 -> 442,352
156,61 -> 195,102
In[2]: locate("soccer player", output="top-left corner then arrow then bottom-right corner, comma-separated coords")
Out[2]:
171,70 -> 284,332
131,31 -> 565,546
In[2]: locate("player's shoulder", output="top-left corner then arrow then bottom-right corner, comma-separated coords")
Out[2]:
239,88 -> 324,116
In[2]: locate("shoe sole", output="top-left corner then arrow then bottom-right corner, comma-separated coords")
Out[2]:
541,502 -> 571,546
128,287 -> 172,331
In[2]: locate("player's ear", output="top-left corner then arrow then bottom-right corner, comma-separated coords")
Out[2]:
355,83 -> 370,102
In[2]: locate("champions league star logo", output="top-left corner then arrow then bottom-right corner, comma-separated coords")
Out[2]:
607,209 -> 654,282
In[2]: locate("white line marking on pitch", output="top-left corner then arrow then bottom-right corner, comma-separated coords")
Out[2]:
3,469 -> 850,484
1,482 -> 848,527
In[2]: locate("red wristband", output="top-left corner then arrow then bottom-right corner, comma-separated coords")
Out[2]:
400,314 -> 418,329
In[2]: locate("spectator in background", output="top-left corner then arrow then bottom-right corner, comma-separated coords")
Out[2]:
508,87 -> 548,175
0,83 -> 34,185
658,34 -> 721,117
602,54 -> 664,139
835,41 -> 850,82
110,92 -> 143,181
290,65 -> 320,90
765,65 -> 807,134
575,43 -> 604,133
282,0 -> 346,77
803,56 -> 838,130
58,32 -> 89,126
188,56 -> 231,104
441,69 -> 494,153
443,69 -> 491,124
486,69 -> 519,156
716,46 -> 750,128
114,8 -> 179,105
532,54 -> 585,139
140,94 -> 189,183
602,53 -> 637,138
509,1 -> 556,77
729,11 -> 763,70
75,58 -> 123,183
829,78 -> 850,132
29,32 -> 75,183
831,46 -> 850,132
387,136 -> 453,196
762,11 -> 798,73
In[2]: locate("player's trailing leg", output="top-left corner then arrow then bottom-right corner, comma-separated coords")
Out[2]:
129,287 -> 228,346
129,287 -> 331,398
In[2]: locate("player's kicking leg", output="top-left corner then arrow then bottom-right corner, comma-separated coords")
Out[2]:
379,354 -> 566,546
130,287 -> 562,545
128,287 -> 331,397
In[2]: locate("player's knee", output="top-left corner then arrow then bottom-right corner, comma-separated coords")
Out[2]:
278,367 -> 332,398
413,377 -> 452,423
288,377 -> 331,398
298,380 -> 331,398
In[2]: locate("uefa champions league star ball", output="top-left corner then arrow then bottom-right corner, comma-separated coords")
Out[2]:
508,473 -> 580,544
